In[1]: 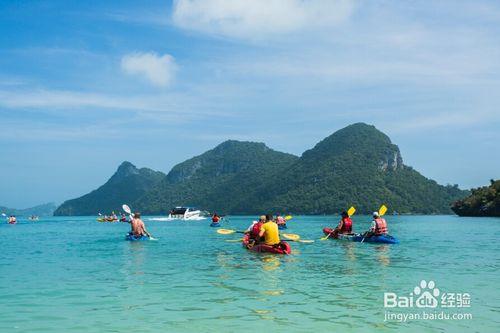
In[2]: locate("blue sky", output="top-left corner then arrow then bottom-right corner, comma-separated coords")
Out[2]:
1,0 -> 499,208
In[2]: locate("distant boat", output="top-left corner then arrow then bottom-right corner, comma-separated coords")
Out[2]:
29,215 -> 39,221
166,207 -> 207,221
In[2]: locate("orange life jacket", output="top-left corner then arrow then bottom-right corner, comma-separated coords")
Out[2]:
374,218 -> 388,235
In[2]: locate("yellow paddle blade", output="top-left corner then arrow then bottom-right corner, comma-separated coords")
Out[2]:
281,233 -> 300,241
284,215 -> 293,221
379,205 -> 388,216
217,229 -> 236,235
347,206 -> 356,216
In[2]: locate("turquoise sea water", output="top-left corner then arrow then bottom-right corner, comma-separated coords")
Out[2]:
0,215 -> 499,333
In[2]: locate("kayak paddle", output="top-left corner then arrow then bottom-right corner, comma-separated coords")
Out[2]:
122,204 -> 134,223
122,204 -> 132,216
281,233 -> 299,241
296,239 -> 315,243
281,233 -> 314,243
361,204 -> 387,243
321,206 -> 356,241
284,215 -> 293,221
217,228 -> 245,235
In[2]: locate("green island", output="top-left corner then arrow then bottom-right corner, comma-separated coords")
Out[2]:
452,179 -> 500,217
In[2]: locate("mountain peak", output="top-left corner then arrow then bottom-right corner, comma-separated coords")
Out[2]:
213,140 -> 268,153
165,140 -> 295,184
319,123 -> 392,148
301,123 -> 403,171
114,161 -> 139,178
342,122 -> 377,130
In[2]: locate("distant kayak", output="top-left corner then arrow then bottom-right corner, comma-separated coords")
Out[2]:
242,234 -> 291,254
210,222 -> 221,227
97,218 -> 118,222
125,234 -> 150,241
323,228 -> 399,244
278,224 -> 287,230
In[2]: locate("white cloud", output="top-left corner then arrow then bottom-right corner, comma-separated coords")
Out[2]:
0,87 -> 236,118
0,89 -> 150,110
121,52 -> 177,87
172,0 -> 355,39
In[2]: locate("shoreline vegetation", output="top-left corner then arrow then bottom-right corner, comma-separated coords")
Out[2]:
452,179 -> 500,217
53,123 -> 469,217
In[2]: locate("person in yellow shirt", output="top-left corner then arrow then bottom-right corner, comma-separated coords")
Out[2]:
259,214 -> 280,245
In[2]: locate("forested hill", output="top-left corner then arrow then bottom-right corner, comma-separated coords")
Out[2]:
248,123 -> 467,214
133,140 -> 299,214
452,179 -> 500,216
54,123 -> 469,215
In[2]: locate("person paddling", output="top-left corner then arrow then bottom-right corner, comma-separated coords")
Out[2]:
330,210 -> 353,238
130,212 -> 151,238
258,214 -> 280,246
212,212 -> 221,224
275,213 -> 286,228
365,211 -> 388,238
245,215 -> 266,244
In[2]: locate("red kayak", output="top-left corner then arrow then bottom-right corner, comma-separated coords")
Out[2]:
323,227 -> 353,239
323,227 -> 336,237
242,234 -> 291,255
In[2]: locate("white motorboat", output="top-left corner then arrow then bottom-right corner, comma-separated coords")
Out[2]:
151,207 -> 207,221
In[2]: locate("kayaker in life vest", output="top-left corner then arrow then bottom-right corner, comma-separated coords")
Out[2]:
245,215 -> 266,239
212,213 -> 221,224
258,214 -> 280,246
330,211 -> 353,238
367,211 -> 388,236
275,213 -> 286,226
130,212 -> 151,237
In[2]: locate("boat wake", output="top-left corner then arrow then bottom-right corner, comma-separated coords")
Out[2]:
148,216 -> 207,222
